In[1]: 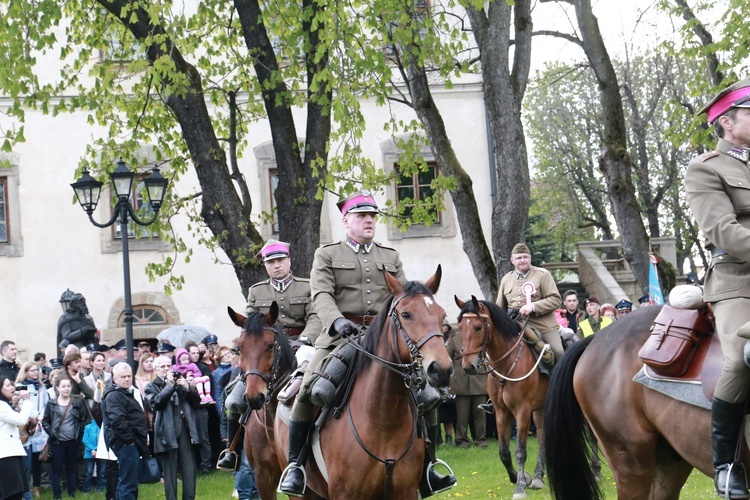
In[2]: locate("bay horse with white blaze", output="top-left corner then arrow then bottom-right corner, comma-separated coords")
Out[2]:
275,266 -> 453,499
455,295 -> 548,500
229,302 -> 297,500
544,305 -> 737,500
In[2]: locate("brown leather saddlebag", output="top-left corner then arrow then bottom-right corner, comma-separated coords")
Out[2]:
638,305 -> 714,377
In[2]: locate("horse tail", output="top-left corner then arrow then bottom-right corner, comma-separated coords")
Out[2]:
544,335 -> 603,500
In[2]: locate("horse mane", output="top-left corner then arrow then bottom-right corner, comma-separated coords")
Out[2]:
458,299 -> 519,344
351,280 -> 434,377
242,312 -> 296,370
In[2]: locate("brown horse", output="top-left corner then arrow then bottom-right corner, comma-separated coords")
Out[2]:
229,302 -> 297,500
455,295 -> 548,500
275,266 -> 453,499
544,305 -> 725,500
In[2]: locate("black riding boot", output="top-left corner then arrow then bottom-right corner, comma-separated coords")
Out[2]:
216,413 -> 243,471
278,419 -> 312,496
419,424 -> 457,498
712,397 -> 750,499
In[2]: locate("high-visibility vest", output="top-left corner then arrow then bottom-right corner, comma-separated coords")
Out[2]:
579,316 -> 613,337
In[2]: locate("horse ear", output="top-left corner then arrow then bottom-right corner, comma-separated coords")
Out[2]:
266,301 -> 279,325
470,295 -> 480,310
385,269 -> 404,296
228,306 -> 246,328
454,295 -> 465,309
424,264 -> 442,294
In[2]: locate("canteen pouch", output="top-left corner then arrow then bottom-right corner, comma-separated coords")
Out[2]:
638,305 -> 714,377
278,360 -> 309,406
309,342 -> 358,408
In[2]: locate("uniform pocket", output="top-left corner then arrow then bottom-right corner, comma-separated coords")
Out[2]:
375,262 -> 398,284
724,176 -> 750,211
331,261 -> 357,285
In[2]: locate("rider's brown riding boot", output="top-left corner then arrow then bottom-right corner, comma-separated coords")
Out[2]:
278,419 -> 312,496
712,397 -> 750,499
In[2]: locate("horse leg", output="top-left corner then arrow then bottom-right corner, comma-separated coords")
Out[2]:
648,443 -> 693,500
529,409 -> 545,490
512,410 -> 533,500
496,408 -> 518,484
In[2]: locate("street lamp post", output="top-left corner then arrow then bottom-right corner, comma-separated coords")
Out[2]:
70,159 -> 168,368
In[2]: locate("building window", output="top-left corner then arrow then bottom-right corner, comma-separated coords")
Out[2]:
0,179 -> 7,244
118,305 -> 168,327
113,177 -> 159,240
396,162 -> 441,224
268,168 -> 279,234
381,136 -> 456,240
0,152 -> 23,257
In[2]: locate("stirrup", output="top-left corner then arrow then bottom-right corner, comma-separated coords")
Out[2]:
426,458 -> 457,494
277,462 -> 307,495
216,449 -> 239,472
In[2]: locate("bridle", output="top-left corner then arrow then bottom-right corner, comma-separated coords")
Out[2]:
342,292 -> 444,390
240,325 -> 292,405
459,304 -> 542,382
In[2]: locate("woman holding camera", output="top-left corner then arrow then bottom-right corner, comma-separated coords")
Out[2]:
42,376 -> 88,500
0,375 -> 33,500
16,361 -> 48,498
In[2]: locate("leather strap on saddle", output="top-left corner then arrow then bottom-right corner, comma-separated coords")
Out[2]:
343,314 -> 375,327
283,326 -> 304,336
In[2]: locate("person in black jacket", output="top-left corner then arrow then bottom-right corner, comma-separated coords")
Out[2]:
102,362 -> 149,500
0,340 -> 20,382
145,355 -> 201,500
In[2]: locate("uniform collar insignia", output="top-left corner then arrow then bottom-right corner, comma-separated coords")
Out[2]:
346,240 -> 373,254
727,147 -> 750,162
514,269 -> 530,279
271,275 -> 293,293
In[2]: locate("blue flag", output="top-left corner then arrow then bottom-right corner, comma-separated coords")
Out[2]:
648,254 -> 665,305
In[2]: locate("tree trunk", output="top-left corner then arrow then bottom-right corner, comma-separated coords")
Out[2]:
573,0 -> 650,292
466,0 -> 533,283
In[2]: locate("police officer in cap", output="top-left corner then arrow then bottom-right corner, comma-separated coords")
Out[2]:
279,191 -> 456,497
615,299 -> 632,319
686,76 -> 750,498
246,240 -> 322,346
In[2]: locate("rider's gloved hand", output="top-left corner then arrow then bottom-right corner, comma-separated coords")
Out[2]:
332,318 -> 358,338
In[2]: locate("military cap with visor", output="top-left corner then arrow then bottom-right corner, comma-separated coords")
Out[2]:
615,299 -> 633,311
202,334 -> 219,346
258,239 -> 291,262
700,77 -> 750,124
336,190 -> 379,215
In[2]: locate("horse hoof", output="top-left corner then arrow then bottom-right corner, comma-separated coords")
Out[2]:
530,478 -> 544,490
523,471 -> 532,484
512,492 -> 527,500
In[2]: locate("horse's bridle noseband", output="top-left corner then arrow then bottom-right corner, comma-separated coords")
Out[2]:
241,325 -> 289,404
459,305 -> 525,375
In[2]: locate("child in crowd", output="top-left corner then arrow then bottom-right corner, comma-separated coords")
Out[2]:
172,348 -> 215,404
81,418 -> 106,493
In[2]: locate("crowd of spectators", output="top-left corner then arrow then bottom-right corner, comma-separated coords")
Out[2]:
0,334 -> 252,500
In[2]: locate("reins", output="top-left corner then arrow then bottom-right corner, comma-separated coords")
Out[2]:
240,326 -> 294,406
460,308 -> 544,382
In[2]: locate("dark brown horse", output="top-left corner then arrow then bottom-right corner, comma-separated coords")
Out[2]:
544,305 -> 726,500
455,296 -> 548,500
275,266 -> 453,499
229,302 -> 297,500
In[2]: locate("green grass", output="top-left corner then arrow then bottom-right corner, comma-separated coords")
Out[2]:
35,438 -> 717,499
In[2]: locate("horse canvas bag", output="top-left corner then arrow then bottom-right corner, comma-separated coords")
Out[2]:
638,305 -> 713,377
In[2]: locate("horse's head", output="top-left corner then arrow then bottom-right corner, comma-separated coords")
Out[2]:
455,295 -> 485,374
228,303 -> 294,410
383,265 -> 453,388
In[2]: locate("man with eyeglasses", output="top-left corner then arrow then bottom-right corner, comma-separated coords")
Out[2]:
686,77 -> 750,499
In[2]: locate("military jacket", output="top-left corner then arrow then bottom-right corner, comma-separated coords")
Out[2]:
686,139 -> 750,302
496,266 -> 562,333
246,275 -> 322,344
311,240 -> 405,348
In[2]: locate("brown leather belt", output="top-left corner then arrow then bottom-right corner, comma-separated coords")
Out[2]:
344,314 -> 375,327
282,326 -> 304,336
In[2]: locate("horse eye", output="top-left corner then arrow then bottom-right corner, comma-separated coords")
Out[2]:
266,344 -> 274,352
401,311 -> 411,320
474,325 -> 482,333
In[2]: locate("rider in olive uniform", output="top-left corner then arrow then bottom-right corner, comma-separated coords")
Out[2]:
246,240 -> 322,345
279,191 -> 456,498
685,77 -> 750,499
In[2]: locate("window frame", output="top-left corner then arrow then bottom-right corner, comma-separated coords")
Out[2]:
0,152 -> 23,257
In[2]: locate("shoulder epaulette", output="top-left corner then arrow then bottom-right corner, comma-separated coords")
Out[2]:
533,266 -> 550,274
292,276 -> 310,283
373,241 -> 398,251
249,279 -> 271,289
320,241 -> 341,249
696,151 -> 720,162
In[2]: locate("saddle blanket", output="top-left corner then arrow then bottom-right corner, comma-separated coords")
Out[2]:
633,365 -> 711,411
